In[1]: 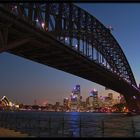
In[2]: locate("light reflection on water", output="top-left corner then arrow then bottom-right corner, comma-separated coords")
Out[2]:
0,111 -> 140,137
69,112 -> 80,137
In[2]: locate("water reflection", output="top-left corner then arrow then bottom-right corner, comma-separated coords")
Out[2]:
69,112 -> 80,137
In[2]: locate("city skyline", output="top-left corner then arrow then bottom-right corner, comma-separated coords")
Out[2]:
0,3 -> 140,105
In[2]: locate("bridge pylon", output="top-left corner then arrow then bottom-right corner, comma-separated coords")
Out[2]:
124,94 -> 140,113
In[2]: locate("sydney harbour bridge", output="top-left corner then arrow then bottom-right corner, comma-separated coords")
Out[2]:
0,3 -> 140,112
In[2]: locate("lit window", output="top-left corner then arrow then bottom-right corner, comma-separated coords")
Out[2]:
35,19 -> 39,22
41,22 -> 45,28
133,96 -> 136,99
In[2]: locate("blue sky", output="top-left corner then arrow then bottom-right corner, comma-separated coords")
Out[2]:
0,3 -> 140,105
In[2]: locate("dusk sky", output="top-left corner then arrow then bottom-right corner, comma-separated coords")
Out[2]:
0,3 -> 140,105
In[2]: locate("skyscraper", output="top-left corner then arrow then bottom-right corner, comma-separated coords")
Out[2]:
70,84 -> 81,111
120,94 -> 126,104
88,89 -> 99,110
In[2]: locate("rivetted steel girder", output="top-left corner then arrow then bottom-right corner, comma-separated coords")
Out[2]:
0,3 -> 137,87
0,2 -> 136,87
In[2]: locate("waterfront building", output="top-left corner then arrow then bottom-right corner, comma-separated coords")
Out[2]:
85,97 -> 90,110
108,93 -> 113,106
102,96 -> 112,108
112,98 -> 120,105
98,96 -> 104,108
55,102 -> 60,111
92,89 -> 99,110
70,85 -> 81,111
80,101 -> 86,111
88,89 -> 99,111
63,97 -> 69,111
63,97 -> 69,106
1,96 -> 10,106
120,94 -> 126,104
0,96 -> 19,110
108,93 -> 113,100
89,96 -> 94,109
55,102 -> 60,106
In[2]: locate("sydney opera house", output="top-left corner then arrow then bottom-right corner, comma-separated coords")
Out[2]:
0,96 -> 19,109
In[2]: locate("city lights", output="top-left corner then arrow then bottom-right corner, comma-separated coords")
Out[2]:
0,88 -> 128,113
41,22 -> 45,28
75,44 -> 78,48
35,19 -> 39,22
133,96 -> 136,99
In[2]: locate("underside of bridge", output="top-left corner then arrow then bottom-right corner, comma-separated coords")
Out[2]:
0,3 -> 140,113
6,36 -> 140,113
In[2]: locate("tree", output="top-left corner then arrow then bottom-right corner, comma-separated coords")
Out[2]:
112,103 -> 127,112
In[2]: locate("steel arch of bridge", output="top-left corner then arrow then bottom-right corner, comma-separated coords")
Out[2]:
0,3 -> 140,112
0,3 -> 137,88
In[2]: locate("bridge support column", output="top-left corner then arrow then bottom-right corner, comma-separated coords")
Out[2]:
0,26 -> 8,51
124,94 -> 140,113
0,23 -> 13,52
135,95 -> 140,113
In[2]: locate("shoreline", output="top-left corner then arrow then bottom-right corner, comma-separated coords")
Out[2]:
0,127 -> 30,137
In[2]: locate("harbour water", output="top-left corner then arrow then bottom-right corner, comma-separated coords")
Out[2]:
0,111 -> 140,137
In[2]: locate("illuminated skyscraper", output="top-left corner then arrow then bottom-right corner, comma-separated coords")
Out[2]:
70,85 -> 81,111
72,85 -> 80,95
63,97 -> 69,109
89,89 -> 99,110
120,94 -> 126,104
107,93 -> 113,106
